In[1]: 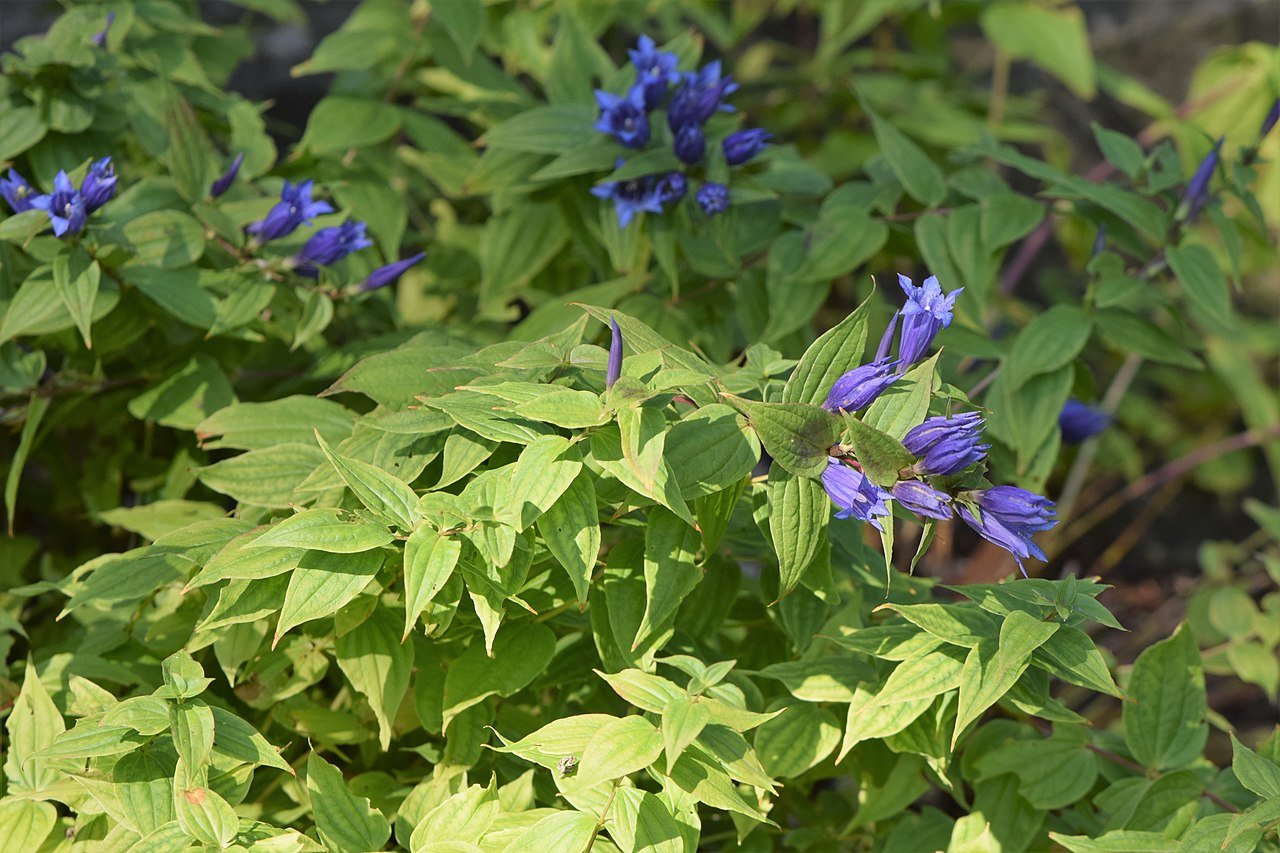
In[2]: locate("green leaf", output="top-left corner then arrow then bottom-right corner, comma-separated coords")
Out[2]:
1122,624 -> 1207,770
306,752 -> 391,853
953,611 -> 1059,745
727,396 -> 838,479
767,463 -> 830,600
1095,309 -> 1202,368
432,0 -> 484,54
299,96 -> 400,153
0,799 -> 57,851
96,501 -> 226,542
0,106 -> 46,160
51,248 -> 100,348
503,436 -> 584,530
169,700 -> 215,770
536,472 -> 600,603
1032,625 -> 1123,698
974,725 -> 1098,810
1005,305 -> 1094,389
164,88 -> 212,202
4,663 -> 64,794
315,432 -> 419,531
862,353 -> 941,440
876,645 -> 966,705
665,404 -> 761,499
403,528 -> 462,639
336,606 -> 413,750
634,507 -> 702,651
128,354 -> 236,431
503,810 -> 599,851
841,415 -> 916,487
1050,830 -> 1177,853
1231,734 -> 1280,799
981,1 -> 1096,98
591,423 -> 694,527
1167,242 -> 1237,333
275,549 -> 384,644
198,443 -> 325,508
209,706 -> 291,772
250,508 -> 393,553
571,715 -> 663,788
885,603 -> 1000,648
174,773 -> 238,847
754,703 -> 840,779
5,395 -> 49,537
661,695 -> 711,773
441,621 -> 556,731
483,105 -> 598,153
838,688 -> 931,762
793,212 -> 888,283
122,211 -> 206,268
782,295 -> 871,406
196,396 -> 353,451
866,107 -> 946,207
1092,123 -> 1145,178
113,748 -> 176,835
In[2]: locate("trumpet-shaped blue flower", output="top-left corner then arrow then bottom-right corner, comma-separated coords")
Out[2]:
695,182 -> 729,217
1260,98 -> 1280,143
592,171 -> 664,227
723,128 -> 771,166
295,220 -> 373,276
903,412 -> 988,476
823,359 -> 899,413
210,152 -> 244,198
668,62 -> 738,131
594,86 -> 650,149
606,317 -> 623,389
674,124 -> 706,164
1178,137 -> 1222,224
629,35 -> 679,110
29,171 -> 87,237
656,172 -> 687,206
1,169 -> 37,213
898,274 -> 962,367
359,252 -> 425,291
80,157 -> 117,212
1058,399 -> 1110,444
892,479 -> 953,520
958,485 -> 1057,574
248,180 -> 333,243
822,460 -> 892,530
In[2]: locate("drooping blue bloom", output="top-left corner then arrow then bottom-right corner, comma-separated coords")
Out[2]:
873,311 -> 899,362
695,182 -> 729,217
957,485 -> 1057,574
903,412 -> 988,476
723,128 -> 771,166
892,480 -> 953,520
592,170 -> 664,227
823,359 -> 899,413
1260,98 -> 1280,143
1,169 -> 38,213
359,252 -> 426,291
687,61 -> 738,123
294,220 -> 373,276
821,460 -> 893,530
210,152 -> 244,198
674,124 -> 706,164
628,35 -> 679,110
1091,222 -> 1107,259
1058,398 -> 1110,444
80,157 -> 117,212
29,171 -> 88,237
606,317 -> 623,389
247,180 -> 333,243
897,274 -> 962,367
1178,137 -> 1222,224
92,12 -> 115,47
594,86 -> 650,149
656,171 -> 687,207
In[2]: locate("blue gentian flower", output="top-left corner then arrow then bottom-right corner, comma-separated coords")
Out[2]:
606,317 -> 623,389
695,182 -> 729,217
903,412 -> 988,476
247,180 -> 333,243
957,485 -> 1057,575
92,12 -> 115,47
897,274 -> 962,367
1260,99 -> 1280,143
823,359 -> 899,413
1,169 -> 38,213
687,61 -> 738,123
892,480 -> 953,520
592,170 -> 664,227
628,35 -> 679,110
1058,399 -> 1110,444
359,252 -> 426,291
1178,137 -> 1222,224
1091,222 -> 1107,259
822,460 -> 893,530
295,220 -> 373,276
594,86 -> 651,149
723,128 -> 771,166
656,172 -> 687,207
210,153 -> 244,198
29,171 -> 88,237
80,157 -> 117,212
667,81 -> 701,133
674,124 -> 706,164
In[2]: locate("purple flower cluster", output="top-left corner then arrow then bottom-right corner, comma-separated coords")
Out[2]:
592,36 -> 771,226
2,158 -> 117,238
247,180 -> 333,243
817,276 -> 1057,574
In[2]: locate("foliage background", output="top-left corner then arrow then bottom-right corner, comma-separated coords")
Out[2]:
0,1 -> 1278,851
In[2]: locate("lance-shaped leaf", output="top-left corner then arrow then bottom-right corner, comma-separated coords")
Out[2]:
248,508 -> 393,553
1122,624 -> 1207,770
953,611 -> 1059,745
782,293 -> 872,405
724,395 -> 838,479
336,607 -> 413,750
51,248 -> 99,349
275,549 -> 383,645
536,471 -> 600,603
315,432 -> 419,531
402,527 -> 462,639
634,507 -> 702,651
306,752 -> 390,853
841,415 -> 916,488
767,463 -> 829,600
